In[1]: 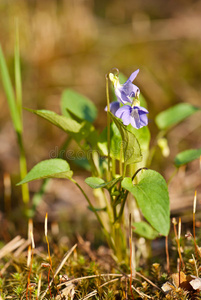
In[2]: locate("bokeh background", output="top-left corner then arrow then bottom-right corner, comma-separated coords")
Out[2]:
0,0 -> 201,240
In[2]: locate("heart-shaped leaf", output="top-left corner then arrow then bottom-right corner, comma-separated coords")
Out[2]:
132,221 -> 159,240
122,169 -> 170,236
17,159 -> 73,185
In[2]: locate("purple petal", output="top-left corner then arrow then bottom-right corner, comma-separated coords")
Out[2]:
121,111 -> 131,125
136,106 -> 149,114
115,104 -> 148,129
139,113 -> 148,127
110,101 -> 120,115
114,87 -> 123,102
105,101 -> 120,115
130,109 -> 141,129
115,88 -> 131,104
121,81 -> 139,99
116,105 -> 132,125
127,69 -> 139,83
129,106 -> 149,129
115,105 -> 131,118
130,117 -> 138,129
113,70 -> 140,104
115,107 -> 124,119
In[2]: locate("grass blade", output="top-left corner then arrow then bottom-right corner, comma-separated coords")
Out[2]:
0,45 -> 21,133
14,20 -> 22,118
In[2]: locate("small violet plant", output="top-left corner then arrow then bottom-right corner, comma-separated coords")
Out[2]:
1,42 -> 199,265
18,67 -> 170,264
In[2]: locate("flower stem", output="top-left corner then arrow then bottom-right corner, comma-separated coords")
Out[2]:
106,75 -> 111,180
119,141 -> 123,176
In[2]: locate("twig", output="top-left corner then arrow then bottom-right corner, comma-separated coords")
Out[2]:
37,273 -> 42,300
40,244 -> 77,299
44,213 -> 53,298
193,190 -> 199,259
132,285 -> 152,299
172,218 -> 185,270
165,235 -> 170,274
0,235 -> 25,259
134,272 -> 161,291
57,273 -> 123,288
26,231 -> 35,300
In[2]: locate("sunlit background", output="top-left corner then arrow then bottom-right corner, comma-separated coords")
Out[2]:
1,0 -> 201,238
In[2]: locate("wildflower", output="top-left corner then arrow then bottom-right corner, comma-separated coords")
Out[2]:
106,69 -> 149,129
109,69 -> 140,104
115,99 -> 148,129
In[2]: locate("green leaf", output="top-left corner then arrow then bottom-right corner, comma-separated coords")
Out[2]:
88,206 -> 107,212
61,89 -> 97,122
174,148 -> 201,167
26,108 -> 82,133
17,159 -> 73,185
26,108 -> 97,146
105,176 -> 123,190
155,103 -> 200,130
85,177 -> 105,189
0,45 -> 22,133
132,221 -> 159,240
14,23 -> 22,118
109,112 -> 142,165
127,125 -> 150,153
85,176 -> 122,189
98,122 -> 122,159
127,124 -> 150,165
122,170 -> 170,236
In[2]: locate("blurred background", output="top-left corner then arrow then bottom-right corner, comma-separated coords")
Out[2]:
0,0 -> 201,240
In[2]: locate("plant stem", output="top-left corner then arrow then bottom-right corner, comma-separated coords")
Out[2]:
119,141 -> 124,176
0,42 -> 30,204
17,133 -> 30,203
14,28 -> 30,204
71,178 -> 101,223
72,178 -> 116,252
117,190 -> 129,221
106,75 -> 111,180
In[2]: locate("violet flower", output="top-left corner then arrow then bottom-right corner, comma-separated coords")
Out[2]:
115,103 -> 148,129
106,69 -> 149,129
109,69 -> 140,104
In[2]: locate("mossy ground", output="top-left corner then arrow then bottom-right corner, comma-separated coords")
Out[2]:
1,220 -> 201,299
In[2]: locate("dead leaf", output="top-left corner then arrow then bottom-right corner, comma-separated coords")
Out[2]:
189,276 -> 201,291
